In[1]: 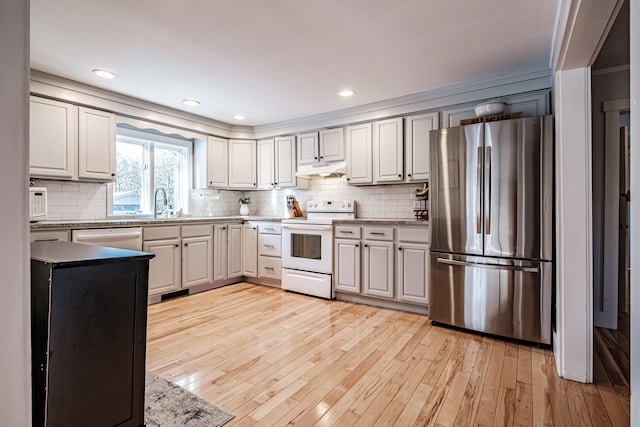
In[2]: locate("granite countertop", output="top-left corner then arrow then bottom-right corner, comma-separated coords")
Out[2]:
335,218 -> 429,226
30,216 -> 284,230
31,216 -> 428,230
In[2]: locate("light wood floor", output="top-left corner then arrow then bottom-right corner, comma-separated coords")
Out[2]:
145,283 -> 630,426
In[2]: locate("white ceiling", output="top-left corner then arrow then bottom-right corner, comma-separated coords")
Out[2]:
30,0 -> 560,126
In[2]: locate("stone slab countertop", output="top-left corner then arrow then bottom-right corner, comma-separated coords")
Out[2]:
335,218 -> 429,226
30,216 -> 284,230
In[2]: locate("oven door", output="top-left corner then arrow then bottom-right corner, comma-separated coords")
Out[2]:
281,223 -> 333,274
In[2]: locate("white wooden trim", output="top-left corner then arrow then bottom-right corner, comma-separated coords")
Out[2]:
553,67 -> 593,383
629,0 -> 639,422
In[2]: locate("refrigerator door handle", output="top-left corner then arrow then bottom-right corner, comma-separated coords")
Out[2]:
436,257 -> 539,273
476,146 -> 482,234
485,146 -> 491,235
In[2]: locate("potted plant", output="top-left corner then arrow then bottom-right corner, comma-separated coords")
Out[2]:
238,196 -> 251,216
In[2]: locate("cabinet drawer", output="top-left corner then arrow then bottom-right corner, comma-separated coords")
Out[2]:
30,230 -> 70,242
259,256 -> 282,279
364,226 -> 394,241
258,233 -> 282,256
181,224 -> 212,238
335,225 -> 361,239
259,223 -> 282,235
397,227 -> 429,244
143,226 -> 180,241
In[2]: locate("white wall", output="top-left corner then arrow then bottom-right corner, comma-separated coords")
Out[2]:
0,0 -> 31,424
629,0 -> 638,424
553,67 -> 594,382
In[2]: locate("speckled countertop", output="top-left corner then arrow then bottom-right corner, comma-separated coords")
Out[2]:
30,216 -> 428,230
30,216 -> 283,230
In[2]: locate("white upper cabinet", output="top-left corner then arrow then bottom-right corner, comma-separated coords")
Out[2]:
297,129 -> 345,167
30,97 -> 116,182
373,117 -> 404,183
29,96 -> 78,180
228,139 -> 257,189
297,132 -> 319,165
405,112 -> 438,182
78,107 -> 116,181
257,138 -> 275,190
275,135 -> 297,188
258,136 -> 297,190
318,128 -> 345,163
345,123 -> 373,185
207,136 -> 228,188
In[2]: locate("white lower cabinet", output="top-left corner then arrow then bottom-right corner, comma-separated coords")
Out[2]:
334,238 -> 361,293
182,235 -> 213,288
227,224 -> 243,278
143,238 -> 181,296
213,224 -> 229,281
363,240 -> 395,299
243,223 -> 258,277
397,243 -> 429,304
334,224 -> 429,307
258,222 -> 282,280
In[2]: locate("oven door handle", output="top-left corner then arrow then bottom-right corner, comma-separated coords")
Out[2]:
282,224 -> 333,231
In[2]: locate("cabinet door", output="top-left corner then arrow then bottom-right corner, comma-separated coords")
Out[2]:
78,107 -> 115,181
144,239 -> 181,296
363,241 -> 394,298
345,123 -> 372,184
207,136 -> 228,188
213,225 -> 228,281
374,117 -> 404,183
228,139 -> 256,189
405,113 -> 438,182
242,224 -> 258,277
275,135 -> 297,188
319,128 -> 345,162
227,224 -> 243,278
397,243 -> 429,304
297,132 -> 319,165
257,139 -> 275,190
182,235 -> 212,288
334,239 -> 360,293
29,96 -> 77,179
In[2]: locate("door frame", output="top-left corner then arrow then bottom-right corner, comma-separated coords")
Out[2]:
596,97 -> 630,328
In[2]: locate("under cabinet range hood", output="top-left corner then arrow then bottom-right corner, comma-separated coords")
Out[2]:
295,161 -> 347,177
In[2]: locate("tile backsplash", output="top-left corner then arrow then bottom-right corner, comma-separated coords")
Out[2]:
35,177 -> 426,220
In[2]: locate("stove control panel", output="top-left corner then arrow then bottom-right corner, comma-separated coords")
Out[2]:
306,200 -> 356,214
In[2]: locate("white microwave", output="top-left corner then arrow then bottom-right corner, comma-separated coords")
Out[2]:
29,187 -> 48,221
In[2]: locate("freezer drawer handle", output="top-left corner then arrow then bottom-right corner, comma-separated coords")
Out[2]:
437,258 -> 538,273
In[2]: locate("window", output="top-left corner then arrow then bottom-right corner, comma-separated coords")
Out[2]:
108,124 -> 192,216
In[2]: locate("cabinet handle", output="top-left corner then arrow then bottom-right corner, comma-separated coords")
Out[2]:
222,227 -> 226,230
364,244 -> 368,248
264,244 -> 275,248
355,244 -> 359,247
314,156 -> 318,160
253,227 -> 257,230
398,247 -> 403,251
271,182 -> 274,186
398,174 -> 402,178
264,266 -> 274,270
253,183 -> 256,186
175,244 -> 179,247
346,177 -> 350,181
275,182 -> 278,185
339,230 -> 353,234
370,232 -> 385,235
408,174 -> 412,177
320,156 -> 324,159
184,243 -> 188,246
111,173 -> 115,177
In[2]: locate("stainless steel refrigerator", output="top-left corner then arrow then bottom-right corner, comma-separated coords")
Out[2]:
429,115 -> 553,345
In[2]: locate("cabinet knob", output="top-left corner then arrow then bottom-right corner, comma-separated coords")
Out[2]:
175,244 -> 179,247
209,181 -> 213,185
275,182 -> 278,185
355,244 -> 359,247
184,243 -> 188,246
222,227 -> 226,230
253,183 -> 256,186
364,244 -> 368,248
271,183 -> 274,186
111,173 -> 115,177
408,174 -> 412,177
346,177 -> 350,181
314,156 -> 318,160
398,174 -> 402,177
320,156 -> 324,159
398,247 -> 403,251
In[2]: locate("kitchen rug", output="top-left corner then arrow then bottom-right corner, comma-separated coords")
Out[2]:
145,371 -> 234,427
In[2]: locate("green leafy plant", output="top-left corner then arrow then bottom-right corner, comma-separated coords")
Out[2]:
238,196 -> 251,204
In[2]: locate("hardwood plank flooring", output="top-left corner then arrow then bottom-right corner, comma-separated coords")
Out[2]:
145,283 -> 630,426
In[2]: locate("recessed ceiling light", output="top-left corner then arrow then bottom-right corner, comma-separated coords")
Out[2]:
182,98 -> 200,106
233,115 -> 246,120
92,69 -> 117,79
339,89 -> 355,97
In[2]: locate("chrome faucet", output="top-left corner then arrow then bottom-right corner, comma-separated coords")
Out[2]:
153,188 -> 168,218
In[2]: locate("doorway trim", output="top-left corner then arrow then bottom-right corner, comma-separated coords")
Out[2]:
597,97 -> 631,328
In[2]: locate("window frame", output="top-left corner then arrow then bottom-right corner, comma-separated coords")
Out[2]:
107,125 -> 193,218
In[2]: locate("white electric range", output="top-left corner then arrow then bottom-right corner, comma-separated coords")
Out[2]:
281,200 -> 356,299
